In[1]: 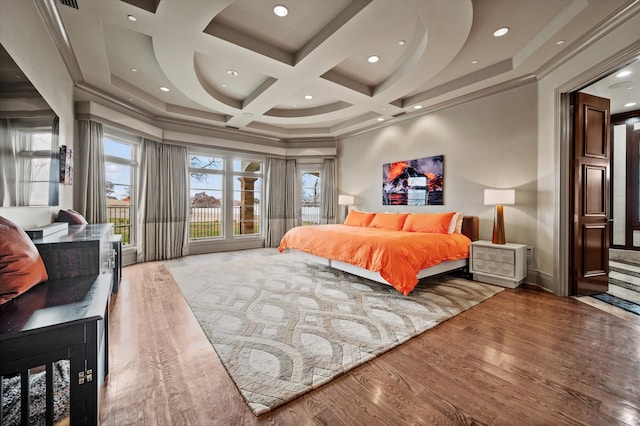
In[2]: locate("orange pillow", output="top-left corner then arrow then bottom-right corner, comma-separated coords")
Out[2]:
402,212 -> 456,233
0,216 -> 48,305
344,210 -> 376,227
368,213 -> 409,231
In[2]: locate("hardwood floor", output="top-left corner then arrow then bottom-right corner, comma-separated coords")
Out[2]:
100,255 -> 640,425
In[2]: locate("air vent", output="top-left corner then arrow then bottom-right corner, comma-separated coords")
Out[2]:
58,0 -> 79,9
225,125 -> 240,130
392,112 -> 407,118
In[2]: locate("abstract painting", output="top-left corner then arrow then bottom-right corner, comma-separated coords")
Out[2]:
382,155 -> 444,205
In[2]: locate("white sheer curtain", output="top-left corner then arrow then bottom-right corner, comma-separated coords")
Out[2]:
137,138 -> 189,262
320,158 -> 336,224
75,120 -> 107,223
0,119 -> 17,206
265,157 -> 298,247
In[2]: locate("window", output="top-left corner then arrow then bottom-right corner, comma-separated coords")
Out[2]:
104,130 -> 138,246
189,153 -> 224,239
24,129 -> 54,206
233,159 -> 262,236
188,151 -> 263,240
301,170 -> 321,225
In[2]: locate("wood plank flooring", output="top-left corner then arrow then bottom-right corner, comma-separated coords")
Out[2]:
99,255 -> 640,425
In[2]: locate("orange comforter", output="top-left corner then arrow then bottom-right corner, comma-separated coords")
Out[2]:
278,224 -> 471,295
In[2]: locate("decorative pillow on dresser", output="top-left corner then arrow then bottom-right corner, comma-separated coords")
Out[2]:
55,209 -> 88,225
0,216 -> 49,305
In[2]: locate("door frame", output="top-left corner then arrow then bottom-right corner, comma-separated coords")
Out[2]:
558,53 -> 640,296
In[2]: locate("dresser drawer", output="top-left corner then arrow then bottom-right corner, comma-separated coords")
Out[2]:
472,258 -> 515,278
472,246 -> 514,263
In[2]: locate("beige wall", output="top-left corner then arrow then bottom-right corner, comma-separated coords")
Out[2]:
0,0 -> 75,227
338,83 -> 539,266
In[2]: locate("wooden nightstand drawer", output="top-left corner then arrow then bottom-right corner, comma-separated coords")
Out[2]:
471,258 -> 515,278
472,246 -> 514,263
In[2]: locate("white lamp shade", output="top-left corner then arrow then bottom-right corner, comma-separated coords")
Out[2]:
484,188 -> 515,206
338,194 -> 355,205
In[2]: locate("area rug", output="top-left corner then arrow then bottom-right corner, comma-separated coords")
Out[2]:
2,360 -> 70,424
167,253 -> 503,416
592,293 -> 640,315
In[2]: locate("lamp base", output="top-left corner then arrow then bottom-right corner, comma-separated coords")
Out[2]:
492,204 -> 506,244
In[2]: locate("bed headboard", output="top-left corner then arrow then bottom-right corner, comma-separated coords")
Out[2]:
461,216 -> 479,241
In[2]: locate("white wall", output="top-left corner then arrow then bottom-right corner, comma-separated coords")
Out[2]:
0,0 -> 75,227
338,83 -> 539,255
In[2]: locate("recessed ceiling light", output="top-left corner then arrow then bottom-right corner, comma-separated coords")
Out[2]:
273,5 -> 288,17
493,27 -> 509,37
624,102 -> 637,107
472,60 -> 478,64
368,55 -> 380,63
398,40 -> 406,46
159,86 -> 170,92
413,105 -> 422,110
227,70 -> 238,77
127,15 -> 137,22
221,84 -> 227,87
556,40 -> 565,45
304,95 -> 313,100
128,98 -> 134,101
377,117 -> 385,122
130,68 -> 137,72
616,70 -> 632,78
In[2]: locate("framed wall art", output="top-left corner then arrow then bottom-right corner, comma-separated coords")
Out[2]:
382,155 -> 443,205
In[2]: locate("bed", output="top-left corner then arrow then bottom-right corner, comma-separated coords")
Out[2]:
278,211 -> 479,295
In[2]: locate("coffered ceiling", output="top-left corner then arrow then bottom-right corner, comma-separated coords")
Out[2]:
11,0 -> 640,141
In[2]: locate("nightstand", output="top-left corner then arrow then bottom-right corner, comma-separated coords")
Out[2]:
470,240 -> 527,288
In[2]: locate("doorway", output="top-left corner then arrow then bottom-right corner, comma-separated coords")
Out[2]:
569,59 -> 640,301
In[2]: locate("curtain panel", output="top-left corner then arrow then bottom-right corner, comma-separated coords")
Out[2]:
75,120 -> 107,223
265,157 -> 297,247
137,139 -> 189,262
0,119 -> 17,206
320,158 -> 336,224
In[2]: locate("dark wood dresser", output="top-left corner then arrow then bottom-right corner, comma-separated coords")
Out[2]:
0,224 -> 116,425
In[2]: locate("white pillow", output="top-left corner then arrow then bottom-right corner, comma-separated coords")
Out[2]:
448,212 -> 464,234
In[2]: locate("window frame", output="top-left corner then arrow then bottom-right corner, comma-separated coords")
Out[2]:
103,128 -> 139,246
188,148 -> 264,242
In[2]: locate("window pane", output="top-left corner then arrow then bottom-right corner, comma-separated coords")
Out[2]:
191,154 -> 223,170
105,138 -> 132,159
301,171 -> 320,225
233,159 -> 261,173
104,132 -> 137,246
233,176 -> 261,236
189,164 -> 224,239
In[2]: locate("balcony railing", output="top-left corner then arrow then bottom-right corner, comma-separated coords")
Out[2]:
107,204 -> 319,243
107,205 -> 132,245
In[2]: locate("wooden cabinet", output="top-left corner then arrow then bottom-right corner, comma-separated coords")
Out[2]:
470,240 -> 527,288
0,224 -> 114,425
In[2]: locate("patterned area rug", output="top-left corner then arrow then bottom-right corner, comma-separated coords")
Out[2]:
2,360 -> 70,424
167,253 -> 503,416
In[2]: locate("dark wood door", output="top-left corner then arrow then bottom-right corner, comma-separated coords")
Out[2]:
571,92 -> 611,295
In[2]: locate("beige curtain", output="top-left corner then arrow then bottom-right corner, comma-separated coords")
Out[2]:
0,119 -> 15,206
264,157 -> 297,247
48,116 -> 60,206
75,120 -> 107,223
137,139 -> 189,262
320,158 -> 336,224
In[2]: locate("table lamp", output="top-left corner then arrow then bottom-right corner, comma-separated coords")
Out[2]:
484,188 -> 515,244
